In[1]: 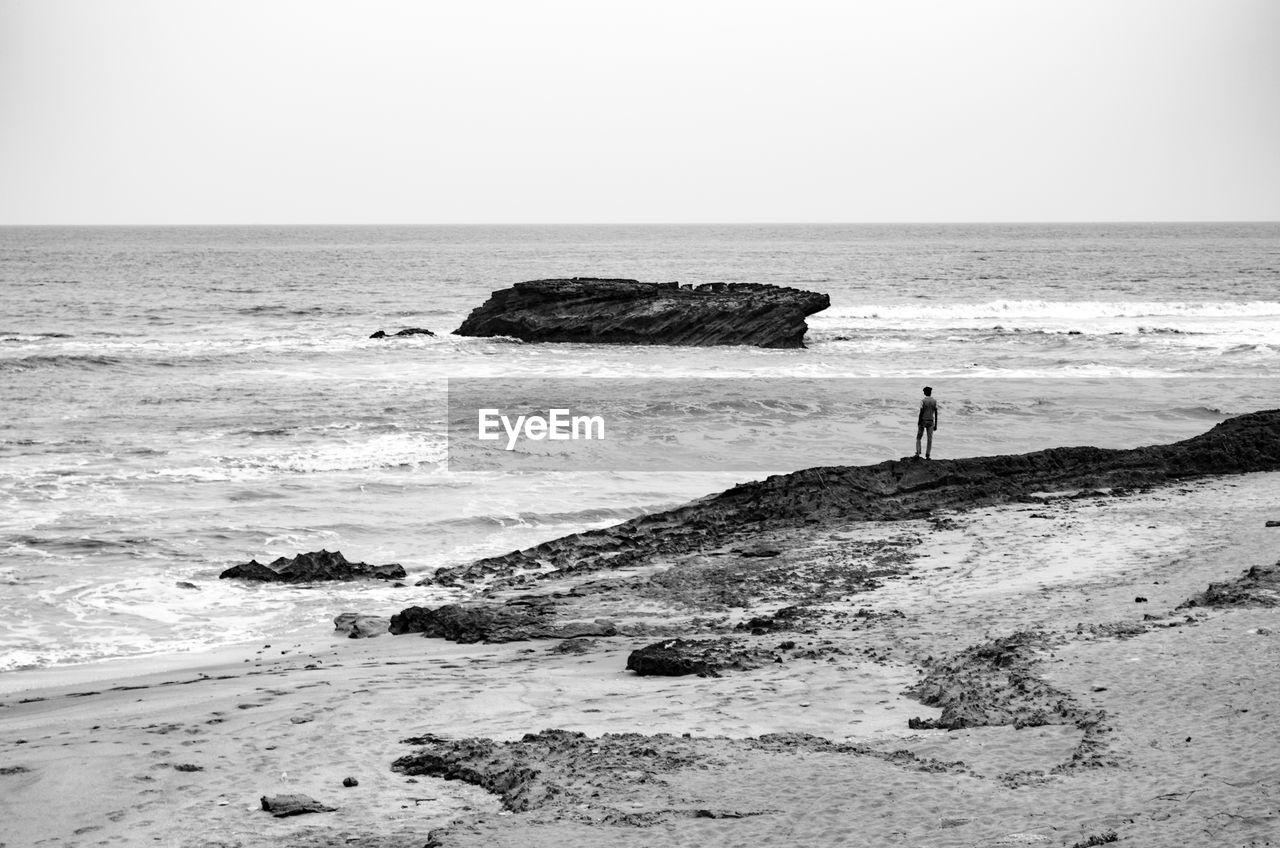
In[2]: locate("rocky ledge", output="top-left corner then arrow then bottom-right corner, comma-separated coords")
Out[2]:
452,278 -> 830,348
219,549 -> 406,583
433,410 -> 1280,587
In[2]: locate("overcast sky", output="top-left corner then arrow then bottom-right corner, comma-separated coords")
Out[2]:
1,0 -> 1277,224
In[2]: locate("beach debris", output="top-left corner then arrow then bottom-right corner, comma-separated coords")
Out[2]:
454,278 -> 830,348
1178,561 -> 1280,609
219,549 -> 406,583
259,794 -> 336,817
333,612 -> 391,638
370,327 -> 434,338
172,763 -> 203,772
288,715 -> 314,724
625,637 -> 782,677
342,776 -> 359,787
0,765 -> 32,775
1134,596 -> 1148,602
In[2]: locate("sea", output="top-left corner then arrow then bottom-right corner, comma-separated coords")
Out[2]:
2,223 -> 1278,674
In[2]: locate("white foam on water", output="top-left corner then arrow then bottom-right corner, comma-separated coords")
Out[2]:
152,432 -> 448,481
817,300 -> 1280,321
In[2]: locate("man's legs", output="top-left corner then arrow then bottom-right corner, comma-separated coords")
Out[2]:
915,424 -> 924,457
925,425 -> 934,459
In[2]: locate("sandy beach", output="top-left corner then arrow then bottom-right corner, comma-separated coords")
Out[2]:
3,470 -> 1278,848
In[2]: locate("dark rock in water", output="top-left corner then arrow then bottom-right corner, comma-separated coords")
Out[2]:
625,638 -> 780,677
1178,561 -> 1280,609
342,776 -> 358,787
219,550 -> 405,583
370,327 -> 434,339
432,410 -> 1280,588
453,278 -> 830,348
259,794 -> 336,817
1266,520 -> 1280,527
174,581 -> 199,590
333,612 -> 391,638
389,600 -> 616,644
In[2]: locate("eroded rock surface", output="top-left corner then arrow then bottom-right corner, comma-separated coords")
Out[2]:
907,632 -> 1089,731
453,278 -> 830,348
333,612 -> 391,638
432,411 -> 1280,588
1179,561 -> 1280,609
219,550 -> 405,583
625,637 -> 784,677
259,794 -> 335,817
391,729 -> 960,827
389,600 -> 616,643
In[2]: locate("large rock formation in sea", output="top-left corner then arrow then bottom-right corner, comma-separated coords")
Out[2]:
219,549 -> 406,583
453,278 -> 830,348
431,410 -> 1280,587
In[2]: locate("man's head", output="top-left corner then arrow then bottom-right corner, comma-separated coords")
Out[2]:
923,386 -> 933,396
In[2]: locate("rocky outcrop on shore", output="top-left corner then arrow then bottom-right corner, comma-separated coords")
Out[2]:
392,729 -> 963,827
219,549 -> 406,583
388,600 -> 617,643
333,612 -> 391,638
1179,561 -> 1280,609
626,637 -> 791,677
452,278 -> 830,348
906,632 -> 1102,732
432,410 -> 1280,588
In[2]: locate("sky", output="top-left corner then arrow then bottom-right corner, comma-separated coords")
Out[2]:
1,0 -> 1277,224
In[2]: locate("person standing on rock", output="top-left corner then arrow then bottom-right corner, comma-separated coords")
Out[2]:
915,386 -> 939,459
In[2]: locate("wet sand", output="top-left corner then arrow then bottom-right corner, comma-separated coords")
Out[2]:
2,473 -> 1278,848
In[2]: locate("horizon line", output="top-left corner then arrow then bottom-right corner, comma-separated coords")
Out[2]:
2,220 -> 1279,228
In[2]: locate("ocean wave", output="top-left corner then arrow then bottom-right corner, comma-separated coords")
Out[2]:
236,305 -> 328,316
0,331 -> 74,341
428,504 -> 659,531
0,354 -> 124,372
816,300 -> 1280,322
155,432 -> 448,479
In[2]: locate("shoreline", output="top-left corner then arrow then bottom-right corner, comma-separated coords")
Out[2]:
3,470 -> 1279,846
